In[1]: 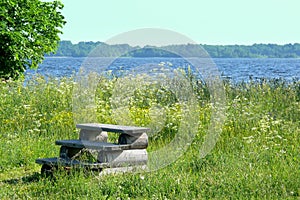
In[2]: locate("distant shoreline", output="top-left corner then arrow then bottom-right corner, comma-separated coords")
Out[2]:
47,41 -> 300,58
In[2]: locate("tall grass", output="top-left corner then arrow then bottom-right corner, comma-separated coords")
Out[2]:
0,75 -> 299,199
0,76 -> 76,172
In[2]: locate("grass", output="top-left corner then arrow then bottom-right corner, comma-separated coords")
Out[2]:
0,74 -> 299,199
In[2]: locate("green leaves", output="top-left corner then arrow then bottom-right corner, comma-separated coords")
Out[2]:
0,0 -> 65,80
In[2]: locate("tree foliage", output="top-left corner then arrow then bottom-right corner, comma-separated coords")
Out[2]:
0,0 -> 65,80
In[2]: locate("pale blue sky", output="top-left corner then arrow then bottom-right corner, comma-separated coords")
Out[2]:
59,0 -> 300,45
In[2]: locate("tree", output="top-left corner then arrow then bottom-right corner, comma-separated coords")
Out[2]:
0,0 -> 65,80
53,40 -> 73,56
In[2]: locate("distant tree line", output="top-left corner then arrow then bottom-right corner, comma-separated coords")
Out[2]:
47,41 -> 300,58
202,44 -> 300,58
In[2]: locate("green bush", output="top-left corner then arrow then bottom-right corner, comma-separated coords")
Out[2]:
0,0 -> 65,80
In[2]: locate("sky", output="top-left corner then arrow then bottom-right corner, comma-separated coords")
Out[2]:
58,0 -> 300,45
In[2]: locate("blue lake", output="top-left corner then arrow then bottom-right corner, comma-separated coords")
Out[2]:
25,57 -> 300,82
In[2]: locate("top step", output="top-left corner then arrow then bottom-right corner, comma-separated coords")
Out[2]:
76,123 -> 150,135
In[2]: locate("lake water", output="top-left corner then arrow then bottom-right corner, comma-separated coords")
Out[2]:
25,57 -> 300,82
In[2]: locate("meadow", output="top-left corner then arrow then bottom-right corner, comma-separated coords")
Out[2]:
0,74 -> 299,199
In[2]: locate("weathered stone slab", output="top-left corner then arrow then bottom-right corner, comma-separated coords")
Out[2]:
35,157 -> 147,175
36,123 -> 150,175
97,149 -> 148,167
55,140 -> 132,151
76,123 -> 150,135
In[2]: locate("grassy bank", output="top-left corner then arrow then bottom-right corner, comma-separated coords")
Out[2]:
0,75 -> 299,199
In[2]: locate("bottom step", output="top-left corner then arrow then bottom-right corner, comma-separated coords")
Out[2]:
36,157 -> 148,175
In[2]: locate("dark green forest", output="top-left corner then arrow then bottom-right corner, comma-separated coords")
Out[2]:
48,41 -> 300,58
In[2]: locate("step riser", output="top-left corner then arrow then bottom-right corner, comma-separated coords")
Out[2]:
98,149 -> 148,167
79,129 -> 108,142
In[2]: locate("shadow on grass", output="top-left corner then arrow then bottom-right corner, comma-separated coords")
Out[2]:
2,168 -> 99,185
2,172 -> 44,185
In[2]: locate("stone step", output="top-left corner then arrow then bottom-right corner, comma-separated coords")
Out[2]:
98,149 -> 148,167
76,123 -> 150,135
36,151 -> 147,168
55,140 -> 132,151
36,157 -> 147,175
